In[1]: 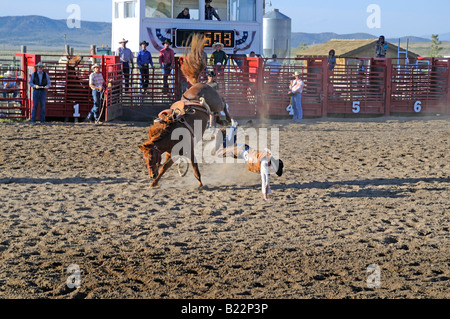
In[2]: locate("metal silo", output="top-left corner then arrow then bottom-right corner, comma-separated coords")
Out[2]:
263,9 -> 291,59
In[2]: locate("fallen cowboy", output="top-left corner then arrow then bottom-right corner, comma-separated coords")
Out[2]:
215,120 -> 284,200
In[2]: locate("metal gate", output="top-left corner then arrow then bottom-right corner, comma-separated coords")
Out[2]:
13,53 -> 122,121
259,57 -> 325,117
104,62 -> 123,121
0,68 -> 28,119
7,52 -> 450,121
218,57 -> 259,118
390,57 -> 449,114
327,58 -> 386,115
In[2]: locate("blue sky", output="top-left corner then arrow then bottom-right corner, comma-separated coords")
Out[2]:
2,0 -> 449,38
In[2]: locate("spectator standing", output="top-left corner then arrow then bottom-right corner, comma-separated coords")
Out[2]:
328,49 -> 336,71
288,71 -> 305,122
203,71 -> 220,128
29,62 -> 51,123
231,48 -> 246,68
116,38 -> 134,92
137,40 -> 154,92
159,39 -> 175,93
204,71 -> 219,91
266,54 -> 281,76
85,64 -> 105,123
2,71 -> 18,99
205,0 -> 221,20
376,35 -> 388,58
177,8 -> 190,19
210,42 -> 228,74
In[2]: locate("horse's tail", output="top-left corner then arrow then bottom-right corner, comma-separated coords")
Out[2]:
181,33 -> 207,85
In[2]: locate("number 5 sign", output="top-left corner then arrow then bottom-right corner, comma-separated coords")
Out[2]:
352,101 -> 361,113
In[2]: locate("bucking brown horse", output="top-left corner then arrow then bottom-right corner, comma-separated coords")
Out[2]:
139,34 -> 231,187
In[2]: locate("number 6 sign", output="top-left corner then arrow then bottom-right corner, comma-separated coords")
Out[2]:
414,101 -> 422,113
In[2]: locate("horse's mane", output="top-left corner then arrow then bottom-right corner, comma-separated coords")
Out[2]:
147,34 -> 207,146
147,117 -> 178,144
180,33 -> 207,85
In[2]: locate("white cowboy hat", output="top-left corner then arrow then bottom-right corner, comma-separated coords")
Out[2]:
35,62 -> 44,68
119,38 -> 128,44
92,64 -> 101,69
293,71 -> 301,77
5,71 -> 14,76
213,42 -> 224,49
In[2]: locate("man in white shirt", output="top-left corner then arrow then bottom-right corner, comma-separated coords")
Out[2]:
289,71 -> 305,122
85,64 -> 105,123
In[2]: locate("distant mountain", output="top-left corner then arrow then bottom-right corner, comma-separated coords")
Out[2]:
0,15 -> 442,52
291,32 -> 431,48
390,36 -> 431,43
0,15 -> 111,50
434,33 -> 450,42
291,32 -> 376,47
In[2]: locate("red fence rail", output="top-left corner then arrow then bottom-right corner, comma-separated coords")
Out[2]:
327,58 -> 387,115
390,57 -> 449,114
0,68 -> 28,119
4,54 -> 450,122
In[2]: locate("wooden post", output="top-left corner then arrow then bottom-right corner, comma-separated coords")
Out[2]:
446,59 -> 450,115
256,57 -> 265,118
321,57 -> 328,117
384,58 -> 392,116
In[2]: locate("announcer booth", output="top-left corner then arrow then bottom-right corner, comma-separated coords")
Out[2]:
111,0 -> 264,56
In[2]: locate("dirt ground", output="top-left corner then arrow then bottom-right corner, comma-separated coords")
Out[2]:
0,116 -> 449,299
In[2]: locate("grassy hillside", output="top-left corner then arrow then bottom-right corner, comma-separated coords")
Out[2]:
291,41 -> 450,58
291,32 -> 430,47
402,41 -> 450,57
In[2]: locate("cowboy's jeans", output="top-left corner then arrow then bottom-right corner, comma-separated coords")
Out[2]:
122,62 -> 130,90
292,93 -> 303,122
31,89 -> 47,122
88,89 -> 101,121
140,66 -> 149,90
162,63 -> 171,91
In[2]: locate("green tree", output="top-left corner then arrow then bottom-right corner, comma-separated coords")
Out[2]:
295,43 -> 308,55
429,34 -> 443,57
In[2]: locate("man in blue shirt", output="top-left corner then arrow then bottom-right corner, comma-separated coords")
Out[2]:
376,35 -> 388,58
2,71 -> 18,99
266,54 -> 281,76
137,40 -> 154,92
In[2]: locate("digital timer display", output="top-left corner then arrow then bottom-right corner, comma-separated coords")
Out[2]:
175,29 -> 235,48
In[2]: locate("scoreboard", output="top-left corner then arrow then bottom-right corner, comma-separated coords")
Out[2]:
175,29 -> 235,48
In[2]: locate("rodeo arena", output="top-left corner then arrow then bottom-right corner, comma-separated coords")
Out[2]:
0,0 -> 449,305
